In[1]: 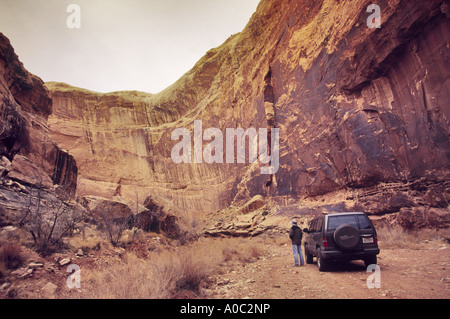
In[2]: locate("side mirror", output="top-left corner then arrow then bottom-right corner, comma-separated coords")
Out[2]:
303,228 -> 309,234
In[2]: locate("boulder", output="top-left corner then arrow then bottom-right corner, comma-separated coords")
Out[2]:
58,258 -> 71,266
0,156 -> 11,175
7,155 -> 53,189
28,262 -> 44,268
81,195 -> 134,221
134,195 -> 181,237
396,207 -> 450,230
238,195 -> 266,215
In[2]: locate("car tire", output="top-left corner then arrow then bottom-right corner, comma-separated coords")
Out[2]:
316,247 -> 328,272
364,255 -> 377,267
305,244 -> 314,264
334,224 -> 359,250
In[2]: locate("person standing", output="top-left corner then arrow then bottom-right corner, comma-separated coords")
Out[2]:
289,220 -> 304,266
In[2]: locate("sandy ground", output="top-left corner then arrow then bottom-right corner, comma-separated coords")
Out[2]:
1,234 -> 449,300
206,240 -> 450,299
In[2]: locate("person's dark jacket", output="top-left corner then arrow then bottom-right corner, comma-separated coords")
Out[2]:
289,226 -> 302,245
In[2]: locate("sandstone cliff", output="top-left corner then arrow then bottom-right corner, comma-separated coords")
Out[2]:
46,0 -> 449,228
0,33 -> 77,225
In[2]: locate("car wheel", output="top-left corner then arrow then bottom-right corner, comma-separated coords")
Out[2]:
364,255 -> 377,267
316,247 -> 328,272
305,244 -> 313,264
334,224 -> 359,250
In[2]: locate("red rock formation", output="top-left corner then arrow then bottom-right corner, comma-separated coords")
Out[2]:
135,195 -> 181,237
0,0 -> 442,231
47,0 -> 449,227
0,33 -> 77,208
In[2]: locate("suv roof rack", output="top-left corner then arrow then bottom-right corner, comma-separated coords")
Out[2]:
325,212 -> 365,216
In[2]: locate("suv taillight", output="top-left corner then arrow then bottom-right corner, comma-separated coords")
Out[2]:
374,234 -> 378,245
322,237 -> 328,248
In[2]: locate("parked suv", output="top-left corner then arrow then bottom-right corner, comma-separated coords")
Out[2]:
303,212 -> 380,271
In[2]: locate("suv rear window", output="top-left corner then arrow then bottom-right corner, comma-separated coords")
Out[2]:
327,214 -> 373,231
327,215 -> 358,231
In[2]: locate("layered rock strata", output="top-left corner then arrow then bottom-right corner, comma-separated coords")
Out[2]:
0,33 -> 77,223
45,0 -> 450,227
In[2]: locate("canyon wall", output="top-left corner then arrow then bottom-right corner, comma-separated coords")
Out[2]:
0,33 -> 77,223
45,0 -> 449,225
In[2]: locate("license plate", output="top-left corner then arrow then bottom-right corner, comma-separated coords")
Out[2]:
362,237 -> 374,244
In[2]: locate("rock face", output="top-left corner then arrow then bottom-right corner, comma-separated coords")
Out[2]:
0,33 -> 77,219
135,195 -> 181,237
46,81 -> 237,214
24,1 -> 450,228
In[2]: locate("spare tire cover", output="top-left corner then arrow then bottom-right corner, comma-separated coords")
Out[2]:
334,224 -> 359,250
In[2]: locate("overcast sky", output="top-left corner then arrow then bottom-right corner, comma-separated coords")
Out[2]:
0,0 -> 260,93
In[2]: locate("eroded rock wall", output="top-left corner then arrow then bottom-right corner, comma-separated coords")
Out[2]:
0,33 -> 77,221
46,0 -> 449,225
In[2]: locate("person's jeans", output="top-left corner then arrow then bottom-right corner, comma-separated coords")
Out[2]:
292,244 -> 304,266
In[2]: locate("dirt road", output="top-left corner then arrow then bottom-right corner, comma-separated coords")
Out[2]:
206,240 -> 450,299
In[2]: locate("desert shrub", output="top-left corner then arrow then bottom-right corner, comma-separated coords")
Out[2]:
376,225 -> 406,248
376,224 -> 435,249
78,237 -> 266,299
67,224 -> 105,253
102,220 -> 128,246
222,245 -> 236,262
258,234 -> 287,246
92,210 -> 130,247
218,238 -> 264,263
172,211 -> 204,246
248,244 -> 263,259
175,250 -> 211,294
80,247 -> 213,298
80,253 -> 156,299
19,187 -> 85,255
377,224 -> 449,249
0,242 -> 23,269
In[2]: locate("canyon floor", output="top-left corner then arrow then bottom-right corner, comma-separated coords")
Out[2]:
1,228 -> 449,300
206,236 -> 450,299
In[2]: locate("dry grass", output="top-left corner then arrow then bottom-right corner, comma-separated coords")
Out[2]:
80,253 -> 156,298
77,237 -> 265,299
220,238 -> 264,263
259,234 -> 288,246
66,224 -> 106,254
377,224 -> 449,249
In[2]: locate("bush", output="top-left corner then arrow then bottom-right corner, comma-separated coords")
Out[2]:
19,187 -> 85,255
0,242 -> 23,269
80,248 -> 212,298
175,251 -> 211,294
77,237 -> 266,299
219,238 -> 264,263
376,224 -> 447,249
